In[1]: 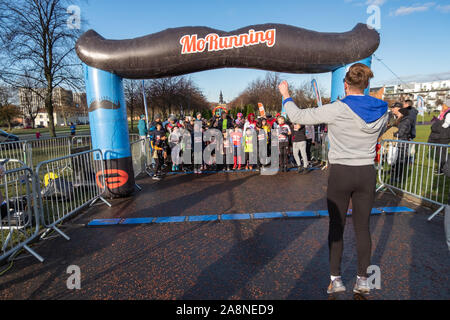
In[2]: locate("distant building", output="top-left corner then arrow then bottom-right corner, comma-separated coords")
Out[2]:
18,87 -> 88,127
371,79 -> 450,111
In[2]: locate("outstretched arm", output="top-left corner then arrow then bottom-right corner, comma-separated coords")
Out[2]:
278,81 -> 338,125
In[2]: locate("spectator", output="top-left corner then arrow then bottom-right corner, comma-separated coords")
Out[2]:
391,107 -> 412,184
137,115 -> 148,140
428,98 -> 450,174
393,108 -> 412,141
403,99 -> 418,140
70,122 -> 76,136
36,131 -> 41,139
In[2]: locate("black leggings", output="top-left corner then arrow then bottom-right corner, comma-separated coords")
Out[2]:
279,142 -> 289,168
327,164 -> 376,277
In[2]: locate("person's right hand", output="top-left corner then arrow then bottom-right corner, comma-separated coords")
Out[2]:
278,81 -> 290,99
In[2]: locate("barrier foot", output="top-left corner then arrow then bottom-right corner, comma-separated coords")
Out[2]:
386,186 -> 396,196
98,196 -> 112,207
2,231 -> 12,252
22,244 -> 44,263
145,168 -> 153,177
376,184 -> 385,193
427,205 -> 445,221
90,196 -> 111,208
135,183 -> 142,191
52,226 -> 70,241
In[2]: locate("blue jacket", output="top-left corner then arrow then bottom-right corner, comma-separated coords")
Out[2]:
137,119 -> 148,136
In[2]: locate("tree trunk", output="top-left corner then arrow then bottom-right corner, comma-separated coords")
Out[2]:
130,105 -> 134,131
45,88 -> 56,137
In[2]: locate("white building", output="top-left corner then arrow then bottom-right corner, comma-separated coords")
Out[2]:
18,87 -> 88,127
371,79 -> 450,111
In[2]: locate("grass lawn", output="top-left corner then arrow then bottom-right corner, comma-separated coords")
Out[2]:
414,125 -> 431,143
4,123 -> 142,136
3,125 -> 91,136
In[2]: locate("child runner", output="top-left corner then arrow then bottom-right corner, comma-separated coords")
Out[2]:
230,126 -> 243,170
244,128 -> 254,170
277,116 -> 291,172
292,123 -> 309,173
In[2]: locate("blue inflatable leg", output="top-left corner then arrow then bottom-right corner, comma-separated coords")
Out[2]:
84,65 -> 135,197
330,56 -> 373,102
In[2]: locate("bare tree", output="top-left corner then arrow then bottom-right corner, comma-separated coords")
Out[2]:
0,0 -> 85,136
229,73 -> 330,114
0,86 -> 21,130
17,70 -> 45,128
144,76 -> 209,120
124,79 -> 144,131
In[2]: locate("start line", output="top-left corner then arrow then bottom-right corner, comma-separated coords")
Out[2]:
88,207 -> 415,227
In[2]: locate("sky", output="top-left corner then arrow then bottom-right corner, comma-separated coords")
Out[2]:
78,0 -> 450,102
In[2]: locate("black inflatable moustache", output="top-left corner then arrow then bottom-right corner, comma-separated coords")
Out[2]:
88,99 -> 121,112
76,23 -> 379,79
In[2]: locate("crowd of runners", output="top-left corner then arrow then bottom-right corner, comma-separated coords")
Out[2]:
138,111 -> 325,180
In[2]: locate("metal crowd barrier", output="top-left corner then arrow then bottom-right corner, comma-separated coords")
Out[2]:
27,136 -> 71,169
0,159 -> 43,263
35,149 -> 111,241
130,139 -> 152,179
0,141 -> 29,171
377,139 -> 449,221
71,135 -> 92,149
129,133 -> 141,143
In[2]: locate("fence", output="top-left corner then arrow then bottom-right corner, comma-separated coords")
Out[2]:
27,136 -> 71,169
71,135 -> 92,149
0,141 -> 29,172
35,149 -> 111,241
130,139 -> 152,180
0,160 -> 43,263
0,134 -> 142,172
377,139 -> 449,221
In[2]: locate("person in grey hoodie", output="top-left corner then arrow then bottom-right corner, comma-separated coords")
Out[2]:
279,63 -> 388,296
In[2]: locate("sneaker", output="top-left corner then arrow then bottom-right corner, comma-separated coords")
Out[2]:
152,175 -> 161,181
327,277 -> 346,294
353,277 -> 370,294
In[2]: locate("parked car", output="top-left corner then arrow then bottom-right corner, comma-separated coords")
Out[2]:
0,129 -> 19,143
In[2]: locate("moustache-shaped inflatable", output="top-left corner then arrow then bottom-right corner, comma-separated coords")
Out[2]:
76,23 -> 379,79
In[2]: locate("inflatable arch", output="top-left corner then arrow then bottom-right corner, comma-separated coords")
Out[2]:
76,23 -> 380,197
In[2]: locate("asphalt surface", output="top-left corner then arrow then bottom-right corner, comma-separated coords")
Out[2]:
0,169 -> 448,300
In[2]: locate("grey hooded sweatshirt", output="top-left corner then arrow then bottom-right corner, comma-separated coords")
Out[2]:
284,95 -> 388,166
